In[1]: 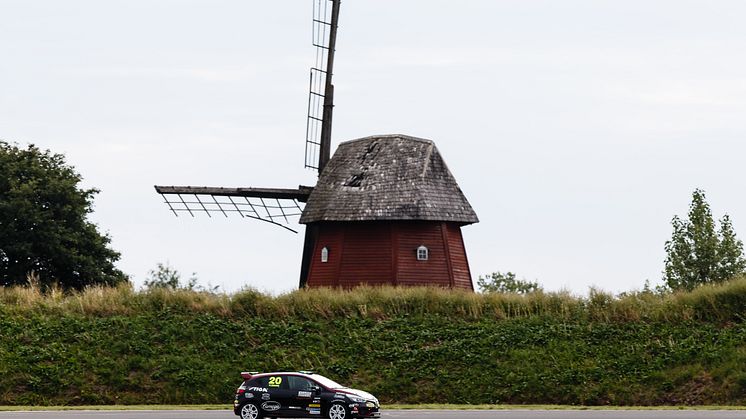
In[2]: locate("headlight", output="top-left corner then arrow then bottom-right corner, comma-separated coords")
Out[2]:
348,395 -> 367,403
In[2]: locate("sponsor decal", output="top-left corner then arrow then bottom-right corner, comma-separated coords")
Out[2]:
261,393 -> 271,400
262,401 -> 281,412
298,390 -> 312,398
289,406 -> 302,410
307,402 -> 322,415
334,393 -> 345,399
313,397 -> 321,403
245,393 -> 254,399
248,387 -> 268,392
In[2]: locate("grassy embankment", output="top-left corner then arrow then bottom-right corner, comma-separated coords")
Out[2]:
1,278 -> 746,406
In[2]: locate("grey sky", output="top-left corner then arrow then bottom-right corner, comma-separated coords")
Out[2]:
2,0 -> 745,294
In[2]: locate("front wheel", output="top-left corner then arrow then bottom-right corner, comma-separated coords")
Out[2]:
239,402 -> 262,419
328,403 -> 350,419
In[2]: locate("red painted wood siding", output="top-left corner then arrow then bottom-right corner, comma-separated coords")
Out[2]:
338,223 -> 393,287
305,221 -> 474,290
446,223 -> 474,290
395,222 -> 451,287
305,226 -> 344,287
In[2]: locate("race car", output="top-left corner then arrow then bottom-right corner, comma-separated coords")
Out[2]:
233,371 -> 380,419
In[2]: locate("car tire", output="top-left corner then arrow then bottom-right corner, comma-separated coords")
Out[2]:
327,402 -> 350,419
239,402 -> 262,419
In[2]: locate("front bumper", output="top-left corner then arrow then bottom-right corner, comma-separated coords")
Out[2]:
351,402 -> 381,418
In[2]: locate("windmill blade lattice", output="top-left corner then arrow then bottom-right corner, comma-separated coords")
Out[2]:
155,186 -> 309,233
305,0 -> 335,170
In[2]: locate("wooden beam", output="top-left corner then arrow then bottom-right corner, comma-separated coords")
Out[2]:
154,185 -> 313,202
318,0 -> 341,174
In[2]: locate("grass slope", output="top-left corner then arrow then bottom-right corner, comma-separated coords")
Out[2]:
1,278 -> 746,406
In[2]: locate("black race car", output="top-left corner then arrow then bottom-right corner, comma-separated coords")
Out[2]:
233,371 -> 380,419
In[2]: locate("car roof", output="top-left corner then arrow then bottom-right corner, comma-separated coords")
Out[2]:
242,371 -> 316,380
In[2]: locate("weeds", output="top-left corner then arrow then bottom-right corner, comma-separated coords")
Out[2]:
2,276 -> 746,323
1,277 -> 746,406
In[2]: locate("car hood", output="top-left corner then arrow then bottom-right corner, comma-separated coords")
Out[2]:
336,388 -> 377,401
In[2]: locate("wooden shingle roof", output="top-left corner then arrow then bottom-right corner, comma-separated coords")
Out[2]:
299,134 -> 478,224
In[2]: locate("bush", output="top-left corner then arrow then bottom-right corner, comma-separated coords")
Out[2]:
2,279 -> 746,406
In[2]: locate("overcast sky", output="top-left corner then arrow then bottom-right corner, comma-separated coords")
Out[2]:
2,0 -> 745,294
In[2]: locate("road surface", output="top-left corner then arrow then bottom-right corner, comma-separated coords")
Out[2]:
0,410 -> 744,419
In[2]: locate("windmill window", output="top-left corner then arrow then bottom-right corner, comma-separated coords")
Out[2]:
321,247 -> 329,263
417,245 -> 429,261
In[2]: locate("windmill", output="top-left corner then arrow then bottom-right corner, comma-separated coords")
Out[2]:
155,0 -> 479,290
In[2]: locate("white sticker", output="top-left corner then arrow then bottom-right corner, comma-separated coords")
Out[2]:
262,401 -> 281,412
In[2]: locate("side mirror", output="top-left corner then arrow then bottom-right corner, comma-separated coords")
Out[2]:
313,385 -> 322,395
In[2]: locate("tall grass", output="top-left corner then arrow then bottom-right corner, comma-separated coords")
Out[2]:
2,277 -> 746,405
2,275 -> 745,323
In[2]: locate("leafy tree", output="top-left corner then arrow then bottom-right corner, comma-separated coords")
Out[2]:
144,262 -> 219,292
0,141 -> 127,289
477,271 -> 542,294
663,189 -> 746,291
143,263 -> 183,290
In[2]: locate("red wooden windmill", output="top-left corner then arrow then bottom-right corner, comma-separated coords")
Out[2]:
155,0 -> 479,290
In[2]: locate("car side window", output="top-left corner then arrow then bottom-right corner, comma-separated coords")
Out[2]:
287,376 -> 316,391
268,375 -> 288,390
250,377 -> 269,388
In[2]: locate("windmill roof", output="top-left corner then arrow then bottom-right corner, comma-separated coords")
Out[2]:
299,134 -> 479,224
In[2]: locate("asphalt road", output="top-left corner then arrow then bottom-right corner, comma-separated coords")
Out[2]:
1,410 -> 745,419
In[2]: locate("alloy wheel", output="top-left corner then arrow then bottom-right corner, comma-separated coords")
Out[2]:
329,404 -> 347,419
241,403 -> 259,419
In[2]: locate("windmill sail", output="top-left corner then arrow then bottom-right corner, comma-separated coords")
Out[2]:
305,0 -> 341,173
299,0 -> 341,287
154,186 -> 311,233
155,0 -> 341,239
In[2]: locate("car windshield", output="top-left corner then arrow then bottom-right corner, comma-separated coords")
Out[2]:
311,374 -> 345,389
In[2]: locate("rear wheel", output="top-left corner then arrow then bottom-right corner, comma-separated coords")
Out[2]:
328,403 -> 349,419
240,402 -> 262,419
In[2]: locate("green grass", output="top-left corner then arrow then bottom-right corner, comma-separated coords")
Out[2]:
1,277 -> 746,406
3,277 -> 746,323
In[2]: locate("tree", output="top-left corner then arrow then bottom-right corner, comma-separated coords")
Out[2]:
663,189 -> 746,291
477,271 -> 542,294
143,263 -> 183,290
0,141 -> 127,289
143,262 -> 219,292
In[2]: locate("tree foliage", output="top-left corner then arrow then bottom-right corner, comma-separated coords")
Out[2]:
143,262 -> 219,292
477,271 -> 542,294
663,189 -> 746,291
143,263 -> 183,290
0,141 -> 127,289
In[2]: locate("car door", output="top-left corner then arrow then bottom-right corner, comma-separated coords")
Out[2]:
262,374 -> 291,416
287,376 -> 320,417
